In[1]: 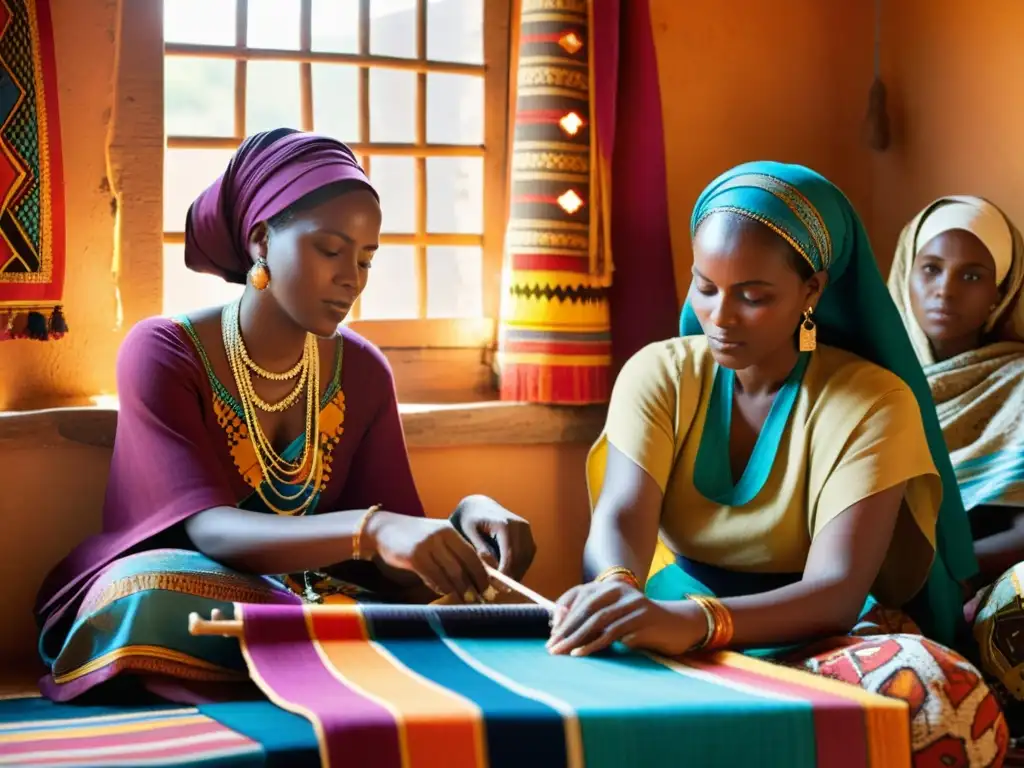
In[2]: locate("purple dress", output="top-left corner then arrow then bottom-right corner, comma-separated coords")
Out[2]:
34,316 -> 425,701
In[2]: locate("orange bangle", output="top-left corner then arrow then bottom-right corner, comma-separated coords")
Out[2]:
686,594 -> 734,650
352,504 -> 382,561
596,566 -> 642,591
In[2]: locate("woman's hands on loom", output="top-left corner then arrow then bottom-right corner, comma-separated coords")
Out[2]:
363,512 -> 493,601
546,580 -> 706,658
450,495 -> 537,580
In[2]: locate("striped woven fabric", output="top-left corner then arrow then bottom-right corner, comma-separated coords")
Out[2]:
0,700 -> 262,766
236,602 -> 912,768
498,0 -> 614,404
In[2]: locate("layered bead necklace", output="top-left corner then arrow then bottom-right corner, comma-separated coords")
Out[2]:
221,298 -> 323,515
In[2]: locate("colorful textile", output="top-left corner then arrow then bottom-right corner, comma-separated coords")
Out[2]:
889,196 -> 1024,511
671,161 -> 977,646
792,634 -> 1009,767
38,548 -> 301,702
233,601 -> 915,768
591,336 -> 941,612
35,316 -> 424,699
975,563 -> 1024,701
185,127 -> 376,285
498,0 -> 614,404
0,0 -> 67,341
0,694 -> 320,767
644,565 -> 1009,765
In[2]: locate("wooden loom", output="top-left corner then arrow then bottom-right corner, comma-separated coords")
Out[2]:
188,565 -> 556,638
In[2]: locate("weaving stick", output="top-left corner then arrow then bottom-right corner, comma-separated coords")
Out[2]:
189,611 -> 243,638
485,565 -> 557,612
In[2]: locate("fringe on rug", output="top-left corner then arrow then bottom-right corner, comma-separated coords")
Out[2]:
1,305 -> 68,341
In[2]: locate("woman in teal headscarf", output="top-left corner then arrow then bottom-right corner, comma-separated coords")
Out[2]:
546,162 -> 1007,763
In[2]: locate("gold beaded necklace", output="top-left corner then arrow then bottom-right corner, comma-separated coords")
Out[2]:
221,299 -> 323,515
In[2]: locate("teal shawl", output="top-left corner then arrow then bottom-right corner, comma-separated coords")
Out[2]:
678,161 -> 977,648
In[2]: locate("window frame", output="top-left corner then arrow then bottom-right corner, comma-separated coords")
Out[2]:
161,0 -> 512,351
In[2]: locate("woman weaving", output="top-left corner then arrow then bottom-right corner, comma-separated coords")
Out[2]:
888,196 -> 1024,584
34,129 -> 535,703
547,163 -> 1007,763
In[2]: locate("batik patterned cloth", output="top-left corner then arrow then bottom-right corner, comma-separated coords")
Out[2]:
497,0 -> 614,404
792,634 -> 1009,767
0,0 -> 66,340
0,692 -> 322,767
231,601 -> 923,768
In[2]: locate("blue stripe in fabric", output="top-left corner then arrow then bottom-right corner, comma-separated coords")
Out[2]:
366,613 -> 569,768
449,637 -> 818,768
201,700 -> 320,768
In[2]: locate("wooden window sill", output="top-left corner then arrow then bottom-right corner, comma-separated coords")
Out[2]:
0,402 -> 606,452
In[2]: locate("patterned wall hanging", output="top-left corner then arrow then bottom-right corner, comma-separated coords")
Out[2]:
0,0 -> 66,341
497,0 -> 613,404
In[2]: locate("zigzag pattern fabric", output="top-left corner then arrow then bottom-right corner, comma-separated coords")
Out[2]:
497,0 -> 613,404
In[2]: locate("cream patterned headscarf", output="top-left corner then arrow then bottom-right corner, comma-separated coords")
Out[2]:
888,195 -> 1024,366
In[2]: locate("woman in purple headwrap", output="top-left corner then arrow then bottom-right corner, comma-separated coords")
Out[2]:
33,129 -> 536,703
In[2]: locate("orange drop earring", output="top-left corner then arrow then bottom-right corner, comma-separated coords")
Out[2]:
249,258 -> 270,291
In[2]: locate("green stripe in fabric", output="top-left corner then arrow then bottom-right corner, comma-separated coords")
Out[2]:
448,638 -> 818,768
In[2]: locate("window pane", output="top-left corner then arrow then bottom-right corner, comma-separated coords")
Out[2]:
370,0 -> 416,59
427,247 -> 482,318
426,74 -> 482,145
247,0 -> 301,50
427,0 -> 482,64
165,57 -> 235,136
369,157 -> 415,234
165,0 -> 236,45
246,62 -> 302,135
359,246 -> 417,319
370,69 -> 416,143
312,0 -> 359,53
312,64 -> 359,142
164,149 -> 236,231
426,157 -> 482,234
163,243 -> 243,316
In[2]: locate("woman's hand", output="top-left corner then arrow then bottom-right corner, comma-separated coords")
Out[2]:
451,495 -> 536,580
547,580 -> 707,657
363,511 -> 490,600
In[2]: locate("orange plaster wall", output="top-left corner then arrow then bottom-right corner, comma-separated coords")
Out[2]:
869,0 -> 1024,276
649,0 -> 875,299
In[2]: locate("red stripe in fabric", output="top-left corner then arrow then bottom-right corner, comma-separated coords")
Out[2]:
511,254 -> 589,272
501,340 -> 610,356
686,657 -> 868,768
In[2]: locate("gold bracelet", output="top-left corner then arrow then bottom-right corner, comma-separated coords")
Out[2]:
595,565 -> 642,591
687,594 -> 734,650
352,504 -> 382,561
686,594 -> 716,650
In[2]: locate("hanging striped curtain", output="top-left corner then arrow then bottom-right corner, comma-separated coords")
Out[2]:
497,0 -> 614,405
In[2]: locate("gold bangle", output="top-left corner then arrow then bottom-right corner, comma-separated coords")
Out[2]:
595,566 -> 642,591
687,594 -> 734,650
686,594 -> 716,650
352,504 -> 382,561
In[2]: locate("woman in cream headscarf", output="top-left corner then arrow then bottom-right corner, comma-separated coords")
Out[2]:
889,196 -> 1024,585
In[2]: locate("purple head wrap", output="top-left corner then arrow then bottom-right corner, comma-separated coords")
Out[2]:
184,128 -> 377,284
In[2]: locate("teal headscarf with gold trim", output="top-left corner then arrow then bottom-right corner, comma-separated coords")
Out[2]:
680,161 -> 977,647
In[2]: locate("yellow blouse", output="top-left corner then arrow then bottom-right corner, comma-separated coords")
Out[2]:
587,336 -> 943,607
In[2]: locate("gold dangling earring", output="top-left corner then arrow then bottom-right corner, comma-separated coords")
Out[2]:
249,257 -> 270,291
799,306 -> 817,352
